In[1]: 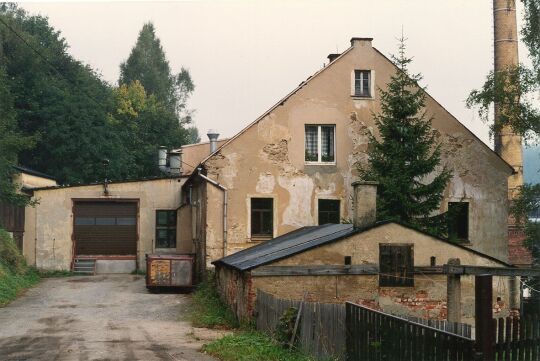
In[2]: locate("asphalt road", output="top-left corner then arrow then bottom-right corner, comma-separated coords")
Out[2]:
0,275 -> 218,361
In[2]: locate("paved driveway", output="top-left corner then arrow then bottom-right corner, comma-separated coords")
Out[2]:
0,275 -> 217,361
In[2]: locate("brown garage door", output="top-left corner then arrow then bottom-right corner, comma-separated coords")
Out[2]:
73,201 -> 137,255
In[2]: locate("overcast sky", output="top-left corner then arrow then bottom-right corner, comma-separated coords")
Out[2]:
20,0 -> 532,147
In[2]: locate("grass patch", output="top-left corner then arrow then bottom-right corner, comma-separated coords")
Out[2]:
189,271 -> 239,329
203,331 -> 317,361
0,229 -> 41,306
131,269 -> 146,275
39,269 -> 74,278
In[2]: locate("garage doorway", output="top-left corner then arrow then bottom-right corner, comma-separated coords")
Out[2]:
73,200 -> 138,256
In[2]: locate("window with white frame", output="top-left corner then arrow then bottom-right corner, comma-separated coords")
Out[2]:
354,70 -> 371,97
305,125 -> 335,163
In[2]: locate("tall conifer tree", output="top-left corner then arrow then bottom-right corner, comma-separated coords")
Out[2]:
361,37 -> 451,234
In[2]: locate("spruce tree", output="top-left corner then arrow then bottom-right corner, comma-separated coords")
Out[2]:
119,22 -> 194,121
361,37 -> 451,234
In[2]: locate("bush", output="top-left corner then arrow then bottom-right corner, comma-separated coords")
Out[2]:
0,228 -> 40,306
189,271 -> 239,329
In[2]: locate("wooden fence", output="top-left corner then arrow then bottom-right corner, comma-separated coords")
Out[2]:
346,302 -> 476,361
494,314 -> 540,361
256,290 -> 346,359
404,316 -> 472,339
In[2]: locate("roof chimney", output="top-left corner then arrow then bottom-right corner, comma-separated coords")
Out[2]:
350,37 -> 373,48
327,53 -> 341,63
352,181 -> 378,229
207,129 -> 219,154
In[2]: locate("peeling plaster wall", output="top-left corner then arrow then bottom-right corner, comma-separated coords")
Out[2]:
221,223 -> 510,323
199,40 -> 511,265
23,178 -> 185,270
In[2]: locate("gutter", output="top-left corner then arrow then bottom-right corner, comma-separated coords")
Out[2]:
197,169 -> 228,257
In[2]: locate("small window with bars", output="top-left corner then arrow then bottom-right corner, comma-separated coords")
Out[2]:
354,70 -> 371,97
305,125 -> 335,163
379,244 -> 414,287
156,210 -> 177,248
251,198 -> 273,240
318,199 -> 340,225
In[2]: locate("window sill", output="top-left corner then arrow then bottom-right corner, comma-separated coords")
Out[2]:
305,161 -> 336,166
250,235 -> 273,242
351,95 -> 375,100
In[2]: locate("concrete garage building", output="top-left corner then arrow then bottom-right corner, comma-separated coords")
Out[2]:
23,176 -> 188,273
213,183 -> 513,324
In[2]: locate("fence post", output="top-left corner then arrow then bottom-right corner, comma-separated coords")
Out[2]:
475,275 -> 494,361
447,258 -> 462,324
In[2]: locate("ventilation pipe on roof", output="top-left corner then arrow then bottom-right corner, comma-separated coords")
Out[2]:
207,129 -> 219,154
158,146 -> 168,173
168,149 -> 182,176
158,146 -> 182,176
351,181 -> 378,229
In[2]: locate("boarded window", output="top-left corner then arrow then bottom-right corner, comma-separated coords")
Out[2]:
447,202 -> 469,241
156,210 -> 177,248
251,198 -> 273,240
318,199 -> 340,225
379,244 -> 414,287
354,70 -> 371,97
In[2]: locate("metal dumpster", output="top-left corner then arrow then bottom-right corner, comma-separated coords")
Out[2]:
146,254 -> 194,289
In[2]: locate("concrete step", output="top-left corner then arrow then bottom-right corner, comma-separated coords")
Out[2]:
73,258 -> 96,275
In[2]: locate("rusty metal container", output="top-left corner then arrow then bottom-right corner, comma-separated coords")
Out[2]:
146,254 -> 194,289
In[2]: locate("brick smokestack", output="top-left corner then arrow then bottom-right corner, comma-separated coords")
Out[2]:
493,0 -> 524,198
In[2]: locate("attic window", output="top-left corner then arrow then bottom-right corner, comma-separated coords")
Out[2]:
354,70 -> 371,97
447,202 -> 469,241
379,244 -> 414,287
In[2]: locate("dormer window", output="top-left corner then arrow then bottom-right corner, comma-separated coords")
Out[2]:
354,70 -> 371,97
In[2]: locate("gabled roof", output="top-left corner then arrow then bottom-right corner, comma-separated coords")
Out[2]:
194,38 -> 513,175
213,221 -> 512,271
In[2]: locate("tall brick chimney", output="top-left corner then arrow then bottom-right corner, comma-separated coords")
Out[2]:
493,0 -> 524,198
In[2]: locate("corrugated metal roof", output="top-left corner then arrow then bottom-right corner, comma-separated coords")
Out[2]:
213,223 -> 355,271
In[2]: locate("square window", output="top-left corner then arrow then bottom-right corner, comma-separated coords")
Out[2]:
354,70 -> 371,97
318,199 -> 340,225
305,125 -> 335,164
447,202 -> 469,241
379,244 -> 414,287
156,210 -> 177,248
251,198 -> 273,240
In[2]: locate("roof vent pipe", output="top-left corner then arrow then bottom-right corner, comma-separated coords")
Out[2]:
351,181 -> 378,229
207,129 -> 219,154
168,150 -> 182,176
158,146 -> 168,173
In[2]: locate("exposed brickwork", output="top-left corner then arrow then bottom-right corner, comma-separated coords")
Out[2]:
508,226 -> 532,267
